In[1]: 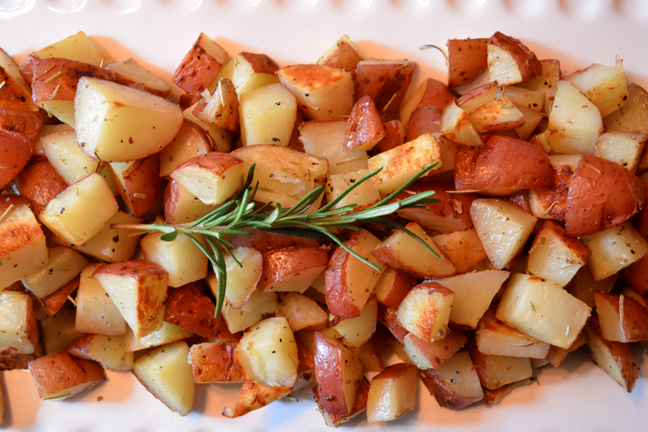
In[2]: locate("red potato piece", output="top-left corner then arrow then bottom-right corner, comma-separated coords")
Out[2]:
366,363 -> 418,422
0,48 -> 39,112
396,282 -> 454,342
378,304 -> 408,343
377,120 -> 405,153
343,95 -> 385,152
406,106 -> 443,142
257,246 -> 328,293
34,277 -> 79,321
565,154 -> 645,237
624,254 -> 648,297
0,130 -> 33,190
400,78 -> 456,126
313,332 -> 363,417
189,342 -> 245,383
594,292 -> 648,342
355,60 -> 416,112
313,379 -> 369,427
173,33 -> 227,95
420,351 -> 484,410
111,154 -> 165,217
395,182 -> 476,233
487,32 -> 542,86
29,350 -> 105,401
31,58 -> 116,103
403,331 -> 468,370
317,35 -> 363,77
223,382 -> 291,418
374,268 -> 417,310
164,283 -> 221,339
0,108 -> 43,143
447,38 -> 489,87
14,161 -> 68,216
456,82 -> 498,113
528,161 -> 574,221
230,228 -> 319,253
454,135 -> 554,196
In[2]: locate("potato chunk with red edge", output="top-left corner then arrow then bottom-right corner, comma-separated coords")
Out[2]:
432,228 -> 487,274
487,31 -> 542,86
223,382 -> 292,418
93,261 -> 168,338
455,135 -> 553,196
594,292 -> 648,342
373,268 -> 416,310
471,199 -> 537,270
420,351 -> 484,410
564,59 -> 628,118
235,317 -> 298,388
277,292 -> 328,332
164,282 -> 221,339
29,350 -> 105,401
476,308 -> 550,359
400,78 -> 456,126
313,332 -> 363,417
367,363 -> 417,422
355,60 -> 416,113
257,246 -> 328,293
403,331 -> 467,370
330,296 -> 378,347
469,345 -> 532,390
173,33 -> 227,95
188,342 -> 245,383
109,155 -> 164,217
397,282 -> 453,342
343,95 -> 385,152
564,154 -> 644,237
447,38 -> 489,87
0,130 -> 33,190
496,273 -> 591,349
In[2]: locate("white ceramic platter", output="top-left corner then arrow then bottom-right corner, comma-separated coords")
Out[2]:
1,1 -> 648,431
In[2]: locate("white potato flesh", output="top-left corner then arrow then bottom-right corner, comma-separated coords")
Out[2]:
74,77 -> 184,161
32,31 -> 113,66
0,291 -> 36,354
39,173 -> 119,245
220,247 -> 263,309
433,270 -> 510,329
159,121 -> 211,177
299,120 -> 368,175
239,83 -> 297,146
182,105 -> 232,153
471,199 -> 537,270
433,351 -> 484,400
326,169 -> 380,210
165,181 -> 217,225
236,317 -> 299,387
69,212 -> 142,263
41,130 -> 99,184
277,292 -> 328,332
140,232 -> 208,288
595,131 -> 647,172
564,61 -> 628,117
548,81 -> 603,154
366,364 -> 417,422
468,96 -> 525,133
477,354 -> 532,390
42,306 -> 84,355
68,334 -> 133,371
604,83 -> 648,134
567,266 -> 617,308
107,59 -> 171,96
476,309 -> 551,359
397,284 -> 453,342
124,322 -> 192,352
502,86 -> 545,112
441,101 -> 483,148
75,264 -> 127,336
0,205 -> 48,290
581,222 -> 648,281
133,341 -> 194,416
219,290 -> 278,334
331,297 -> 378,347
22,246 -> 88,298
496,273 -> 591,349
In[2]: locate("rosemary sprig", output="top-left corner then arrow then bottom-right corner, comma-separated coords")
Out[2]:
114,163 -> 440,317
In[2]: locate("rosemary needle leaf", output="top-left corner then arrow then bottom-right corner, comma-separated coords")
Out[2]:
159,230 -> 179,242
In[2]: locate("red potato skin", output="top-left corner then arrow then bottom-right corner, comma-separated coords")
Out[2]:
313,379 -> 370,426
488,32 -> 543,81
0,56 -> 39,112
189,342 -> 245,383
343,95 -> 385,152
31,58 -> 116,102
447,38 -> 489,87
172,35 -> 225,95
376,270 -> 417,310
34,276 -> 79,320
454,135 -> 554,196
175,151 -> 243,177
29,350 -> 105,398
15,161 -> 68,216
0,291 -> 40,370
531,163 -> 573,221
231,228 -> 319,253
0,129 -> 33,190
406,106 -> 442,142
257,245 -> 329,292
325,232 -> 366,319
377,304 -> 408,343
624,254 -> 648,297
164,282 -> 221,339
0,108 -> 43,143
355,61 -> 416,112
376,120 -> 405,153
634,182 -> 648,238
418,78 -> 457,111
565,154 -> 645,237
114,154 -> 165,217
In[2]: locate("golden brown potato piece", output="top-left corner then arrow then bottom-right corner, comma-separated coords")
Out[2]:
400,78 -> 456,126
164,282 -> 221,339
483,377 -> 535,407
188,342 -> 245,383
29,350 -> 105,401
420,351 -> 484,410
397,282 -> 454,342
108,59 -> 171,98
33,277 -> 79,321
313,379 -> 369,427
14,161 -> 68,216
0,290 -> 41,369
564,154 -> 645,237
366,363 -> 418,422
594,292 -> 648,342
432,228 -> 487,274
0,48 -> 39,112
403,331 -> 468,370
257,246 -> 328,293
406,106 -> 442,142
0,108 -> 43,143
223,382 -> 291,418
487,32 -> 542,86
110,155 -> 165,217
454,135 -> 554,196
604,83 -> 648,135
585,315 -> 638,392
193,77 -> 239,131
355,60 -> 416,112
528,158 -> 575,221
173,33 -> 227,94
447,38 -> 489,87
343,95 -> 385,152
395,182 -> 476,233
0,129 -> 33,190
316,35 -> 363,78
373,268 -> 416,310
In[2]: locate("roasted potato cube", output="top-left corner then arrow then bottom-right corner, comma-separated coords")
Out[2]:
343,95 -> 385,152
432,228 -> 487,274
397,282 -> 453,343
34,277 -> 79,321
527,220 -> 591,287
278,64 -> 354,121
366,363 -> 417,422
124,322 -> 192,352
277,292 -> 328,332
223,382 -> 292,418
163,180 -> 216,225
596,131 -> 647,173
325,169 -> 381,211
39,173 -> 119,245
313,379 -> 369,427
471,199 -> 537,270
75,264 -> 127,336
173,33 -> 227,94
188,341 -> 245,383
447,38 -> 489,87
468,96 -> 526,133
373,268 -> 416,310
67,334 -> 133,371
239,83 -> 298,146
110,155 -> 164,217
0,130 -> 33,190
40,129 -> 99,184
368,133 -> 442,195
355,60 -> 416,113
299,120 -> 368,175
29,350 -> 105,401
193,77 -> 239,131
159,121 -> 212,177
487,31 -> 542,86
456,82 -> 498,113
496,274 -> 591,349
229,52 -> 280,96
68,212 -> 142,263
217,289 -> 278,334
401,78 -> 456,126
470,346 -> 533,390
403,330 -> 467,370
132,340 -> 194,416
93,261 -> 168,338
22,246 -> 87,298
330,296 -> 378,347
0,290 -> 40,369
604,83 -> 648,134
377,119 -> 406,153
564,59 -> 628,117
316,35 -> 363,77
420,351 -> 484,410
0,48 -> 39,112
108,58 -> 171,98
170,152 -> 243,206
235,317 -> 299,388
75,77 -> 184,162
594,292 -> 648,342
567,266 -> 617,308
164,283 -> 221,339
476,308 -> 551,359
0,203 -> 48,290
441,101 -> 483,148
257,246 -> 328,293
